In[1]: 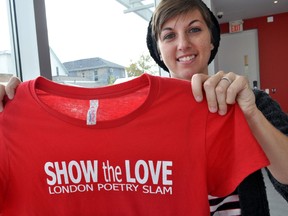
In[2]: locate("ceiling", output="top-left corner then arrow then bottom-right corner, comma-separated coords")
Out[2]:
116,0 -> 288,24
213,0 -> 288,24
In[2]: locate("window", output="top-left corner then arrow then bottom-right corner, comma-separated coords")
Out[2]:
1,0 -> 158,85
94,70 -> 98,81
0,0 -> 17,84
44,0 -> 155,86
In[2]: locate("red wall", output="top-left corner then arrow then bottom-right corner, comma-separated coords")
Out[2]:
220,12 -> 288,113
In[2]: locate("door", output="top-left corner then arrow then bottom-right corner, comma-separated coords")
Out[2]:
217,29 -> 260,89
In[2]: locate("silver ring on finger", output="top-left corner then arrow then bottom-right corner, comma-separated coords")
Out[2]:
220,76 -> 232,85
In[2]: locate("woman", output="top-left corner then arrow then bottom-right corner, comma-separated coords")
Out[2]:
146,0 -> 288,215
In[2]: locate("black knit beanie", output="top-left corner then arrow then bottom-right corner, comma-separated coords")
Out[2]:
146,0 -> 221,72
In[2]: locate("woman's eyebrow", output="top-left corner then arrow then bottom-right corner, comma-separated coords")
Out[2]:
161,26 -> 173,32
188,19 -> 201,26
161,19 -> 201,32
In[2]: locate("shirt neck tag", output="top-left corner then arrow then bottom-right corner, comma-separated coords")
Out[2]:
86,100 -> 99,125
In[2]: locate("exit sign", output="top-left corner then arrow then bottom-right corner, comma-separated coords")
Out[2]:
229,20 -> 243,33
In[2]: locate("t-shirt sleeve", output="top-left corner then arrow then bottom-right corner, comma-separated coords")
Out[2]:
0,122 -> 9,211
205,103 -> 270,197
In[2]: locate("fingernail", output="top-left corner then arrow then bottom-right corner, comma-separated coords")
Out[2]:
218,110 -> 227,116
7,94 -> 14,100
209,106 -> 217,113
195,96 -> 203,102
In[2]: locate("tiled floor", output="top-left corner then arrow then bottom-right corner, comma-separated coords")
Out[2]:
262,169 -> 288,215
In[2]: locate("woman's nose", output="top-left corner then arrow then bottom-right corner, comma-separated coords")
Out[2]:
177,34 -> 191,51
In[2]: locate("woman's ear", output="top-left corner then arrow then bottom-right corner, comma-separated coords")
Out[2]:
157,47 -> 163,61
210,43 -> 214,50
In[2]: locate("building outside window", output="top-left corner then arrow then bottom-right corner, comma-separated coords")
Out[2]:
44,0 -> 155,86
1,0 -> 156,85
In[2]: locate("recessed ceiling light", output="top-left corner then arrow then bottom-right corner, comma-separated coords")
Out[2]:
274,0 -> 278,3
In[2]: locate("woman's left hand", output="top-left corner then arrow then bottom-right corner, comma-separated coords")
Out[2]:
192,71 -> 288,184
191,71 -> 257,118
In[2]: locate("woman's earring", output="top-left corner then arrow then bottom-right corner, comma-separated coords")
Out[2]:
211,43 -> 214,50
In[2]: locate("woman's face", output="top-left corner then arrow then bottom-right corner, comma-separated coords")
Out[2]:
157,9 -> 214,80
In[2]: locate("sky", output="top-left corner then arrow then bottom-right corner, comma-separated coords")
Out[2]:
0,0 -> 154,67
0,0 -> 10,52
44,0 -> 153,67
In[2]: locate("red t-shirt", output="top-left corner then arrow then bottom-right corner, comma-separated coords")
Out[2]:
0,74 -> 269,216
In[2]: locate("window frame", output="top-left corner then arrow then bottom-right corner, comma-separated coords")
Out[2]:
7,0 -> 52,81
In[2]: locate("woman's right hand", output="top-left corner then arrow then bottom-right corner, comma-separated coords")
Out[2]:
0,76 -> 21,112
